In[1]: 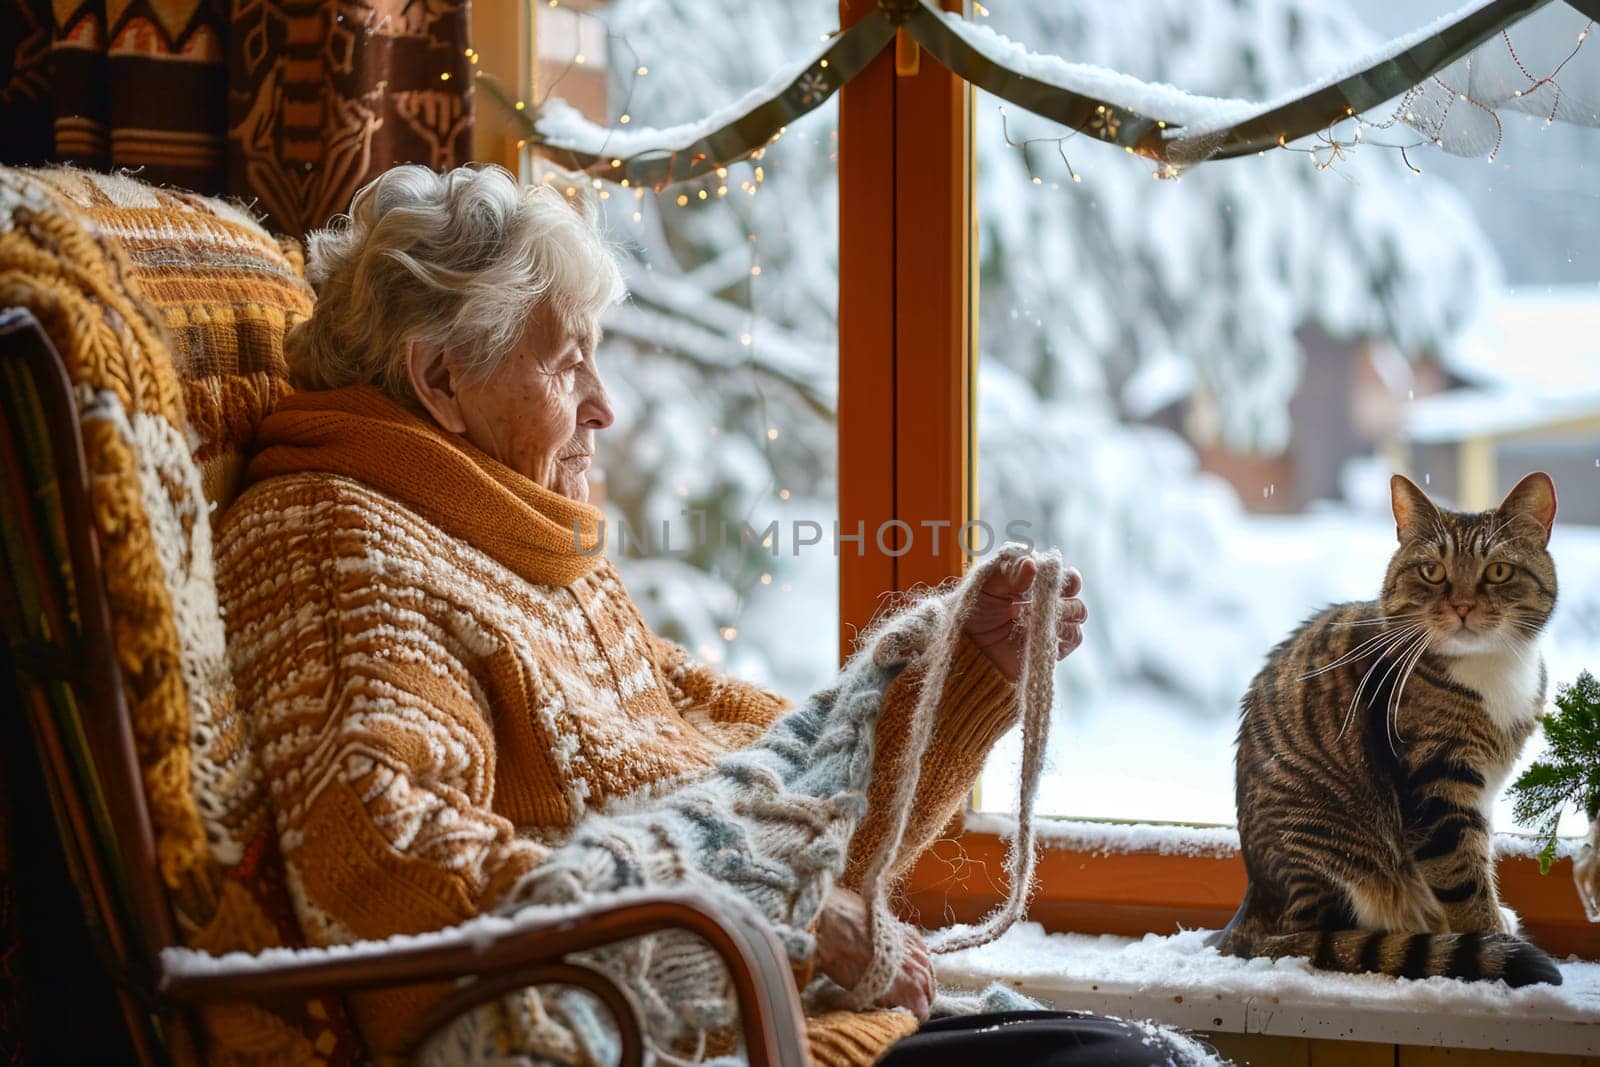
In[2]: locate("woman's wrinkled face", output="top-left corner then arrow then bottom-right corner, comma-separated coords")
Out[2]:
449,309 -> 614,502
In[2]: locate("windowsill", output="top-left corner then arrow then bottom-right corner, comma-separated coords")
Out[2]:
934,922 -> 1600,1055
903,813 -> 1600,1054
959,811 -> 1585,865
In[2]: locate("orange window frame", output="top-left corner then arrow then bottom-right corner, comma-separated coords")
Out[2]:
837,0 -> 974,652
833,0 -> 1598,960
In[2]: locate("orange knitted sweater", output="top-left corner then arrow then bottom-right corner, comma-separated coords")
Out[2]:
216,385 -> 1017,1065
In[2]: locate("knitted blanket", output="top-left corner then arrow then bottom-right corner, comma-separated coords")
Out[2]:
420,544 -> 1065,1064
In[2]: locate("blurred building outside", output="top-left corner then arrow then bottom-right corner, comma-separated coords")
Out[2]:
1399,289 -> 1600,522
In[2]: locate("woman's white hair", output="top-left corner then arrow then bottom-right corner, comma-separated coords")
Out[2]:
285,163 -> 625,401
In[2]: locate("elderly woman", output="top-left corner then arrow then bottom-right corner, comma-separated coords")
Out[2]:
217,164 -> 1206,1066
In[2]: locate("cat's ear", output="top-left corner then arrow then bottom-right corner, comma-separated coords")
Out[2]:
1390,474 -> 1440,543
1497,472 -> 1557,546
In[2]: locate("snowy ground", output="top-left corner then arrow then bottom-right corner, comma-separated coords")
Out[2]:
938,923 -> 1600,1053
979,512 -> 1600,836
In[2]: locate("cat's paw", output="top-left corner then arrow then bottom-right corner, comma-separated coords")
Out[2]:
1498,905 -> 1523,936
1351,875 -> 1447,932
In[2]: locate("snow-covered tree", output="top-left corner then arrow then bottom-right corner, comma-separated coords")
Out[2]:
973,1 -> 1497,451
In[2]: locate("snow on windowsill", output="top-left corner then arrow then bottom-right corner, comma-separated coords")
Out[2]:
946,815 -> 1596,1054
962,811 -> 1585,863
937,924 -> 1600,1055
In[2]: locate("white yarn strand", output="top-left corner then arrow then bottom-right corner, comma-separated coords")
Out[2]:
845,544 -> 1066,1003
847,565 -> 992,1005
929,551 -> 1061,955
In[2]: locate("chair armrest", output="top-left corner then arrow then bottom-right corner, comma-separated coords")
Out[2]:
158,887 -> 809,1067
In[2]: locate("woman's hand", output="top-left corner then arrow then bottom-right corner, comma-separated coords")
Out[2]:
814,886 -> 934,1020
964,557 -> 1086,683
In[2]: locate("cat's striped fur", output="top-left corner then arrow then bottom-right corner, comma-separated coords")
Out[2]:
1215,473 -> 1563,987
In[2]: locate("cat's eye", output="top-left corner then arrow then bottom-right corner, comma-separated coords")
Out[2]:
1485,561 -> 1515,583
1417,562 -> 1445,584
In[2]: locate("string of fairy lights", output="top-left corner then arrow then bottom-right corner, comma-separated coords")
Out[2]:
992,16 -> 1594,185
479,0 -> 1596,200
1269,18 -> 1595,177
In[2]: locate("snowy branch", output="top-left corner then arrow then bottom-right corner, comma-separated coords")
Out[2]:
604,300 -> 835,419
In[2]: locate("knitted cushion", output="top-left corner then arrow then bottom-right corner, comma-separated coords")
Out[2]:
0,165 -> 355,1066
15,167 -> 311,519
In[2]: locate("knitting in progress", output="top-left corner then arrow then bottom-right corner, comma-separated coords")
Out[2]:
422,544 -> 1067,1063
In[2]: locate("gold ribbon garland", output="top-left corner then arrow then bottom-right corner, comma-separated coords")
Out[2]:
482,0 -> 1595,186
903,0 -> 1554,163
477,14 -> 897,190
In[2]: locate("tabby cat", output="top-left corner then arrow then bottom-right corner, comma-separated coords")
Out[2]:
1215,472 -> 1562,987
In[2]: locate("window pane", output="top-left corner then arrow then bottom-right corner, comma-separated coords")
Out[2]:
973,0 -> 1600,834
523,0 -> 841,698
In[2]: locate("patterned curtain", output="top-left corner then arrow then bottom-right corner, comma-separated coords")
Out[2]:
0,0 -> 474,237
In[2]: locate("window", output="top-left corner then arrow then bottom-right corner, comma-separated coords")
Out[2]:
483,0 -> 1600,952
970,0 -> 1600,839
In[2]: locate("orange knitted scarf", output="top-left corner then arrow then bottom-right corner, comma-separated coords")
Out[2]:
248,385 -> 605,586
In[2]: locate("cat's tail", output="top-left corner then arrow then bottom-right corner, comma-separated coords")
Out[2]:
1216,927 -> 1562,987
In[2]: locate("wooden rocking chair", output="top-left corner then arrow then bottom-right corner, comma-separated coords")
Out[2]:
0,167 -> 807,1067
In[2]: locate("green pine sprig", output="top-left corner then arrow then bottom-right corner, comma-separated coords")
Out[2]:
1510,671 -> 1600,875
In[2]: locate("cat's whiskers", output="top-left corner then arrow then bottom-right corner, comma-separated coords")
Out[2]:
1507,616 -> 1543,639
1338,627 -> 1425,743
1494,629 -> 1538,671
1376,630 -> 1427,755
1369,628 -> 1429,756
1299,624 -> 1422,680
1387,632 -> 1432,749
1337,668 -> 1376,742
1340,642 -> 1403,741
